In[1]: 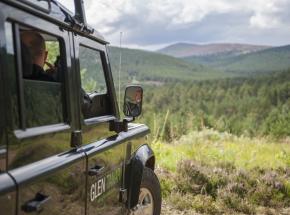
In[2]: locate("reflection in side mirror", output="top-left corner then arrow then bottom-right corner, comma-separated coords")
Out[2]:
123,85 -> 143,118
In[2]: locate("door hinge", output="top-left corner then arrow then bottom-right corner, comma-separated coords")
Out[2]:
70,130 -> 82,147
119,188 -> 127,203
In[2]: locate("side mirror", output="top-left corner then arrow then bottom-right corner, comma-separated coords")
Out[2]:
123,85 -> 143,118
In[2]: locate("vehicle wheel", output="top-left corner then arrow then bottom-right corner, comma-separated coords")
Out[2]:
129,167 -> 161,215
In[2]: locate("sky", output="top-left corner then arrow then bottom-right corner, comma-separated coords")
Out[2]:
58,0 -> 290,50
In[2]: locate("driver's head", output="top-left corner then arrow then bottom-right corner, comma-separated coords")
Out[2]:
21,31 -> 48,68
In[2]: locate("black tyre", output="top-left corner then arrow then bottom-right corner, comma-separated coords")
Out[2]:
130,167 -> 162,215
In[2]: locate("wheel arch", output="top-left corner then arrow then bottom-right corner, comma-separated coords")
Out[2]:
125,144 -> 155,209
145,155 -> 155,170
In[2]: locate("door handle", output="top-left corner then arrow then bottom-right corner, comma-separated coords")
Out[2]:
21,192 -> 50,213
88,165 -> 105,176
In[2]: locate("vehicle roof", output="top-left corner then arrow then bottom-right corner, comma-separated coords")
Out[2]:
4,0 -> 108,44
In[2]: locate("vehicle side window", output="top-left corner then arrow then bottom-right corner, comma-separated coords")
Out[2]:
14,26 -> 67,129
79,45 -> 112,119
79,45 -> 107,94
20,28 -> 65,128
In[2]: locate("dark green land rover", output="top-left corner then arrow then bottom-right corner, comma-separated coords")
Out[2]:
0,0 -> 161,214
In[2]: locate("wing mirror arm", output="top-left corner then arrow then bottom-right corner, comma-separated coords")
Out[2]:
110,85 -> 143,133
109,117 -> 135,133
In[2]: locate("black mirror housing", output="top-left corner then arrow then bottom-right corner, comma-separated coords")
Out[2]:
123,85 -> 143,118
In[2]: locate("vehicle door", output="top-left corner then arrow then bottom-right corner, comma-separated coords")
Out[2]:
0,10 -> 17,214
1,3 -> 86,215
73,34 -> 126,214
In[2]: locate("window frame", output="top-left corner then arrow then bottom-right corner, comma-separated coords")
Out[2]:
0,16 -> 7,172
15,24 -> 68,130
79,44 -> 108,95
2,15 -> 72,139
74,35 -> 119,124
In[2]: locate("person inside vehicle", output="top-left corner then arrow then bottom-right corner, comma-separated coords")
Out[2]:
21,31 -> 55,81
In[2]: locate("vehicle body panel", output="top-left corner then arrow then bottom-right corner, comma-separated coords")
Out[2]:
2,0 -> 108,44
9,149 -> 86,215
0,1 -> 155,214
0,2 -> 75,170
0,3 -> 86,214
0,4 -> 7,173
82,123 -> 150,214
0,6 -> 17,215
73,32 -> 125,214
0,174 -> 17,215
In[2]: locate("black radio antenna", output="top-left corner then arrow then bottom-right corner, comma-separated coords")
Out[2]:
74,0 -> 87,25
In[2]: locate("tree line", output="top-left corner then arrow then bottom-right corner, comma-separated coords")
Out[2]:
142,70 -> 290,141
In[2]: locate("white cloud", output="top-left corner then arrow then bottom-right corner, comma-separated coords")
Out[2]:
250,13 -> 280,29
57,0 -> 290,49
120,42 -> 172,51
246,0 -> 284,29
161,0 -> 231,26
57,0 -> 74,12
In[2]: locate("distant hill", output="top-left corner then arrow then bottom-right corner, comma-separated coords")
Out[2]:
104,44 -> 290,85
158,42 -> 270,58
107,46 -> 232,84
184,45 -> 290,75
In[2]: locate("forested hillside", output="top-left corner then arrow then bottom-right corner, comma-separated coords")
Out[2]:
106,44 -> 290,86
184,45 -> 290,75
104,44 -> 290,140
107,46 -> 232,84
84,44 -> 290,214
158,42 -> 269,58
142,70 -> 290,141
44,22 -> 290,214
142,69 -> 290,214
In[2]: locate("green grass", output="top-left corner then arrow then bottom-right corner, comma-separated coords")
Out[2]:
153,129 -> 290,214
153,129 -> 290,171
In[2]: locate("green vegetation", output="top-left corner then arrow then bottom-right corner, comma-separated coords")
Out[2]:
141,68 -> 290,214
46,40 -> 290,214
153,129 -> 290,214
153,129 -> 290,172
46,41 -> 59,66
79,46 -> 107,93
108,46 -> 233,84
158,42 -> 269,58
142,70 -> 290,141
128,48 -> 290,213
184,45 -> 290,75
